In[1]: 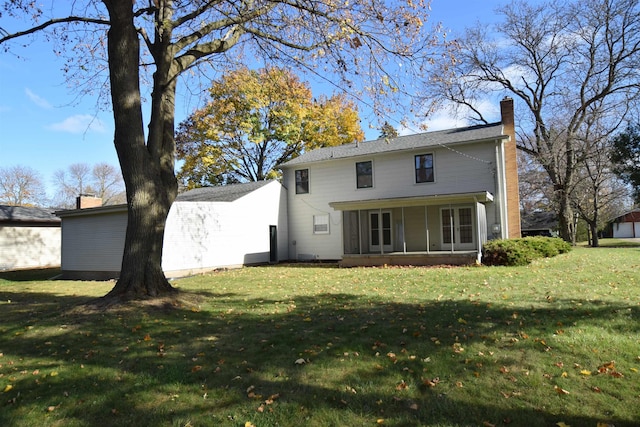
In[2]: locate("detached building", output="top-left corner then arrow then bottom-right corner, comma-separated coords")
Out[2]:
56,181 -> 287,280
0,205 -> 61,270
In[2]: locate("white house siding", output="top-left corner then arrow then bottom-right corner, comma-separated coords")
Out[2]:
162,181 -> 288,276
612,222 -> 638,238
60,209 -> 127,276
0,225 -> 61,270
284,141 -> 500,260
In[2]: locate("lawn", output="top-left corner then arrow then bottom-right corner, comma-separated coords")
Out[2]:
1,247 -> 639,427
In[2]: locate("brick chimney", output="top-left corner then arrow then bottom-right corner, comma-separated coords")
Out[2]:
500,97 -> 522,238
76,194 -> 103,209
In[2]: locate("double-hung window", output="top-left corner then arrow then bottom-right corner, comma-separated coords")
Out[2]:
415,154 -> 434,183
295,169 -> 309,194
356,160 -> 373,188
313,214 -> 330,234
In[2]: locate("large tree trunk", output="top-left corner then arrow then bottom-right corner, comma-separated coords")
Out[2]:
103,0 -> 177,299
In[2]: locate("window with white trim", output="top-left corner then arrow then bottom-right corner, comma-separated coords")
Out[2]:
313,214 -> 330,234
356,160 -> 373,188
295,169 -> 309,194
415,153 -> 434,183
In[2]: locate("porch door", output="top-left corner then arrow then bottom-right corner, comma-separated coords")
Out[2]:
441,206 -> 475,250
369,211 -> 393,252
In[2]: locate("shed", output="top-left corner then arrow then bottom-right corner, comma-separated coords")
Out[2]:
608,209 -> 640,238
56,180 -> 288,280
0,205 -> 61,270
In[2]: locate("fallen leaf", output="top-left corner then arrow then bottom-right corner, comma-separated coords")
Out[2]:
3,384 -> 13,392
244,422 -> 255,427
376,419 -> 385,424
554,385 -> 570,395
423,377 -> 440,387
294,358 -> 306,365
556,422 -> 570,427
591,386 -> 602,393
580,370 -> 591,376
395,381 -> 408,391
191,365 -> 203,373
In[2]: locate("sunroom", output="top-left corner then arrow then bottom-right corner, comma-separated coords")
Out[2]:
330,191 -> 494,267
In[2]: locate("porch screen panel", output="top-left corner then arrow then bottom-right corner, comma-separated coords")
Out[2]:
382,212 -> 392,246
442,209 -> 454,244
459,208 -> 473,244
476,202 -> 487,247
371,212 -> 380,245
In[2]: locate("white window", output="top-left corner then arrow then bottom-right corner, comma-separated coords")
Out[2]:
313,214 -> 330,234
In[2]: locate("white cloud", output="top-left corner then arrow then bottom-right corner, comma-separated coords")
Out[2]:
25,88 -> 52,109
48,114 -> 107,134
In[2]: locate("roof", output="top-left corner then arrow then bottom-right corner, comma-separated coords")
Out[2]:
610,209 -> 640,223
280,122 -> 507,167
176,180 -> 274,202
0,205 -> 61,224
521,211 -> 558,230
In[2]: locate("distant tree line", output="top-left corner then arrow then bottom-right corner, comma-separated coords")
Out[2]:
0,162 -> 125,208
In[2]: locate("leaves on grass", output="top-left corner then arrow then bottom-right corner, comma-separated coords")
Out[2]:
554,385 -> 570,395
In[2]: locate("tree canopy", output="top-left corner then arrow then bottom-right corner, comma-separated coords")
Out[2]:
0,0 -> 442,300
610,123 -> 640,204
175,67 -> 364,188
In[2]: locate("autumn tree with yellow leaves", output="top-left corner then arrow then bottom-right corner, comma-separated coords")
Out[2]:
176,67 -> 363,188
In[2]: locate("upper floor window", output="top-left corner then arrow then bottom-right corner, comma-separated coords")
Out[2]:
295,169 -> 309,194
415,154 -> 434,183
356,160 -> 373,188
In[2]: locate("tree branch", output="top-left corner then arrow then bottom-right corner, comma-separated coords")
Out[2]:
0,16 -> 110,44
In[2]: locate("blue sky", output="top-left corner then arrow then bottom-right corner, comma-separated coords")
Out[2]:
0,0 -> 510,198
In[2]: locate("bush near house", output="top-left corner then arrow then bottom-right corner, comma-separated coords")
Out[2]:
483,236 -> 572,266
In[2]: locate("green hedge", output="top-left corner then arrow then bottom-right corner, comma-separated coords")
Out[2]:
482,237 -> 572,266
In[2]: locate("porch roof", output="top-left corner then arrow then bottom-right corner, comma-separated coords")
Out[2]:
328,191 -> 494,211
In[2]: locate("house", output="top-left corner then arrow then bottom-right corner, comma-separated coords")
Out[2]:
279,97 -> 521,266
521,211 -> 558,237
0,205 -> 61,270
56,180 -> 287,280
607,209 -> 640,238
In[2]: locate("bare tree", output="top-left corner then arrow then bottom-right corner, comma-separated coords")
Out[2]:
425,0 -> 640,243
1,0 -> 443,300
53,162 -> 125,208
0,165 -> 48,206
571,112 -> 633,246
53,163 -> 92,208
92,163 -> 126,205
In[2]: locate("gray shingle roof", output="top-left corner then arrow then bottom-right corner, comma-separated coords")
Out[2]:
0,205 -> 61,224
176,180 -> 273,202
280,122 -> 506,168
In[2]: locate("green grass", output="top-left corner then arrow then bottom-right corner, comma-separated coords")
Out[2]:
1,247 -> 639,427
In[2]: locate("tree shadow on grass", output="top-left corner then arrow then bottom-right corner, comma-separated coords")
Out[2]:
0,289 -> 638,427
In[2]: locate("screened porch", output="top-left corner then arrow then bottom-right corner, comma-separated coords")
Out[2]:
329,192 -> 494,267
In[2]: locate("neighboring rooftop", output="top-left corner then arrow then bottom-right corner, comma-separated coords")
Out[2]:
0,205 -> 61,224
521,211 -> 558,231
176,180 -> 274,202
280,122 -> 507,167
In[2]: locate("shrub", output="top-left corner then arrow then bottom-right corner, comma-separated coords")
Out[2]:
482,237 -> 571,266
